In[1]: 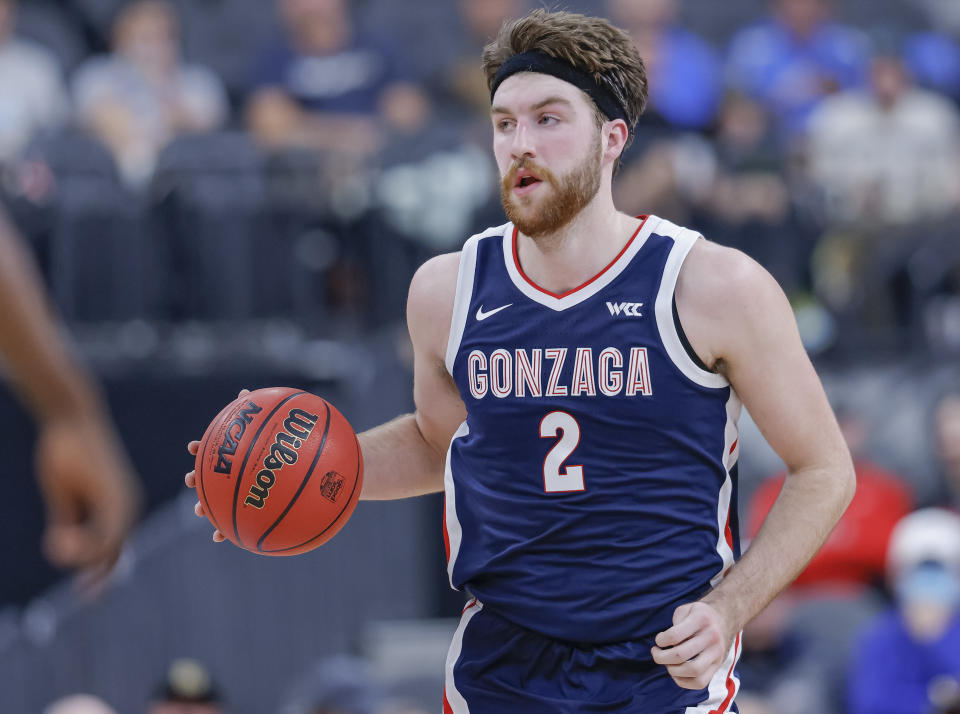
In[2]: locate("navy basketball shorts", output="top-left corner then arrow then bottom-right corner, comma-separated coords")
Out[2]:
443,599 -> 740,714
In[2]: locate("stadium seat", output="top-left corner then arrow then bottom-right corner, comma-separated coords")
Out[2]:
149,131 -> 275,320
23,130 -> 152,322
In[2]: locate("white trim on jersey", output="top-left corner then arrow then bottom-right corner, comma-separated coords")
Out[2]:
502,217 -> 659,311
444,421 -> 470,586
692,389 -> 743,713
445,226 -> 505,375
711,390 -> 742,588
684,633 -> 742,714
444,598 -> 483,714
653,220 -> 730,389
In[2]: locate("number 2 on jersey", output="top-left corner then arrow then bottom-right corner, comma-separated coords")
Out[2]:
539,411 -> 585,493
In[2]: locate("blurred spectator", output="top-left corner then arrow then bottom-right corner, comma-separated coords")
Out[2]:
279,655 -> 384,714
246,0 -> 426,156
726,0 -> 869,138
613,91 -> 813,297
848,508 -> 960,714
934,393 -> 960,511
919,0 -> 960,37
697,92 -> 815,296
748,405 -> 914,593
0,0 -> 69,165
805,43 -> 960,226
738,405 -> 913,713
613,131 -> 716,225
72,0 -> 228,187
44,695 -> 117,714
705,94 -> 787,224
148,658 -> 223,714
607,0 -> 722,130
903,31 -> 960,99
438,0 -> 526,122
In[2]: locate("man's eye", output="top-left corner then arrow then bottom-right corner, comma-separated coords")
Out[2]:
539,115 -> 558,125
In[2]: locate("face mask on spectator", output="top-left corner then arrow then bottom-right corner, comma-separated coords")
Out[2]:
896,561 -> 960,609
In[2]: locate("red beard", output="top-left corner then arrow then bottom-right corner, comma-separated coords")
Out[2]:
500,139 -> 603,238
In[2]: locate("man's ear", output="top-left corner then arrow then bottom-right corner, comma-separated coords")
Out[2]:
603,119 -> 629,164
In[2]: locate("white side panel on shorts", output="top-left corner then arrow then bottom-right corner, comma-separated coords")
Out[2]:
444,421 -> 470,586
653,220 -> 730,389
444,598 -> 483,714
684,633 -> 742,714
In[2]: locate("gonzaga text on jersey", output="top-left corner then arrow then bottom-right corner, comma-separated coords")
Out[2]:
466,346 -> 653,399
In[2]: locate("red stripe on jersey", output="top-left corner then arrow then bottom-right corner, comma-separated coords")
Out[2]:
710,633 -> 741,713
442,500 -> 451,562
729,439 -> 738,455
724,510 -> 734,552
443,689 -> 454,714
511,216 -> 649,299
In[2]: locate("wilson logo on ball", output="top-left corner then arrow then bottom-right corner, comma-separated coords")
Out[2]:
244,408 -> 319,509
214,401 -> 263,474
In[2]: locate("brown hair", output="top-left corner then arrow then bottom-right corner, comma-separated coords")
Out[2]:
482,9 -> 647,159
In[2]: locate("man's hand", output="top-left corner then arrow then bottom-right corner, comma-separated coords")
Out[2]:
184,389 -> 249,543
35,412 -> 140,582
185,440 -> 226,543
651,601 -> 735,690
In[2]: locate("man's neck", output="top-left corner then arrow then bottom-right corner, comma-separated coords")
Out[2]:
515,195 -> 642,295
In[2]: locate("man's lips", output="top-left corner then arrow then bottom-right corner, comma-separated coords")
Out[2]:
513,180 -> 543,196
509,167 -> 545,195
514,169 -> 542,188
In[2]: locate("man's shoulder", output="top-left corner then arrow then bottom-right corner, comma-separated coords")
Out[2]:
408,223 -> 511,329
683,237 -> 758,286
410,223 -> 511,290
678,238 -> 776,324
411,251 -> 461,295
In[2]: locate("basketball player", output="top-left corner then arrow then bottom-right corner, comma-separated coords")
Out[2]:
0,208 -> 139,581
187,9 -> 854,712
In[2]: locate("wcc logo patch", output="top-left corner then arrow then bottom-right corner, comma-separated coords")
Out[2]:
606,301 -> 644,317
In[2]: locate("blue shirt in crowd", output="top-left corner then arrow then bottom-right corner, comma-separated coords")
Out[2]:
727,17 -> 870,137
251,33 -> 406,115
848,608 -> 960,714
649,27 -> 722,130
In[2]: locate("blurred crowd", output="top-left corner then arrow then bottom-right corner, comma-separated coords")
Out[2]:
4,1 -> 960,713
43,655 -> 434,714
730,392 -> 960,714
0,0 -> 959,353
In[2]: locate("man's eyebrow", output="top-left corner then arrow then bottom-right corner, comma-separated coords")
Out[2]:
491,96 -> 575,115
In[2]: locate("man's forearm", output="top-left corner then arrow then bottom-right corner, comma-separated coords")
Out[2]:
702,460 -> 855,634
0,210 -> 104,423
358,413 -> 446,501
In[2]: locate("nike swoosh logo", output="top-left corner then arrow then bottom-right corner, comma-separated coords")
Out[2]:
476,303 -> 513,321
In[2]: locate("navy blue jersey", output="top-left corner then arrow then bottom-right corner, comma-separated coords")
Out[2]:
442,215 -> 742,647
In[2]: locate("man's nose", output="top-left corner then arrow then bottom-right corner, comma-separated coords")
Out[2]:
510,121 -> 536,161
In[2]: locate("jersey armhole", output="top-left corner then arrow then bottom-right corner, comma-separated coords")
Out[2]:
672,295 -> 711,372
444,235 -> 481,375
654,227 -> 729,389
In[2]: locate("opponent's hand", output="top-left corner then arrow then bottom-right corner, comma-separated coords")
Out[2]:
185,389 -> 249,543
651,601 -> 734,690
35,412 -> 140,582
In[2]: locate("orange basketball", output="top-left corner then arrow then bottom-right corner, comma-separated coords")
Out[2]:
194,387 -> 363,556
